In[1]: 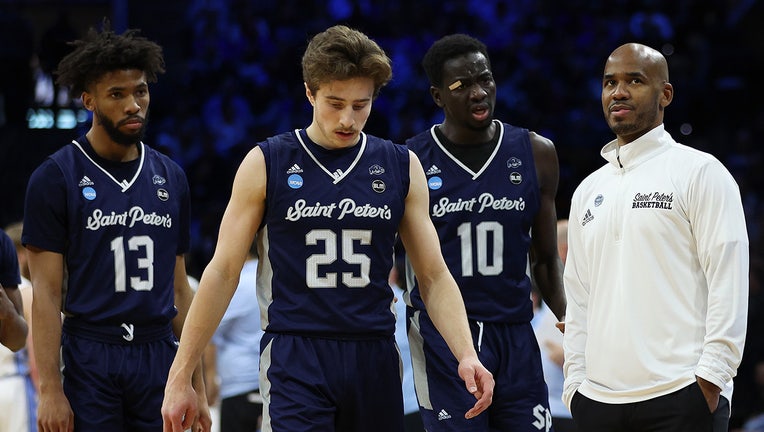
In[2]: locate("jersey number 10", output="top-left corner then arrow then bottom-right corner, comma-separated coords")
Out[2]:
457,221 -> 503,277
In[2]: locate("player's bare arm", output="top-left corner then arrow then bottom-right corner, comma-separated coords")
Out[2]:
398,151 -> 494,418
163,147 -> 266,432
27,247 -> 74,432
0,283 -> 27,351
528,132 -> 566,321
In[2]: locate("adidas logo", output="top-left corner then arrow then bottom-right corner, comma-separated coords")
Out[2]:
437,409 -> 451,421
287,164 -> 303,174
78,176 -> 94,187
426,165 -> 441,175
582,209 -> 594,226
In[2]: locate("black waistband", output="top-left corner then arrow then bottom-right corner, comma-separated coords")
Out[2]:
62,319 -> 174,345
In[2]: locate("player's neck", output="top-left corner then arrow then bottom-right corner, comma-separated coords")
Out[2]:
86,128 -> 140,162
439,120 -> 496,146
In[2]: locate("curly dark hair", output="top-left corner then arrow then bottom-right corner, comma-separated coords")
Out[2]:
302,25 -> 392,99
422,34 -> 490,88
55,20 -> 165,96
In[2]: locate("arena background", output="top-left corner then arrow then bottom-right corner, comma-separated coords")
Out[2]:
1,1 -> 762,428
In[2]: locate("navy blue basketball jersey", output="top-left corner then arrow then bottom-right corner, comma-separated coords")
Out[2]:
23,138 -> 190,326
0,229 -> 21,287
406,121 -> 539,323
256,130 -> 409,337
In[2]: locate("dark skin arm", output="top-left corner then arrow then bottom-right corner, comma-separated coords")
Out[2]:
528,132 -> 566,321
0,283 -> 28,352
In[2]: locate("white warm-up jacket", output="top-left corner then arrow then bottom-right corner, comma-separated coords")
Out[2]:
562,124 -> 749,409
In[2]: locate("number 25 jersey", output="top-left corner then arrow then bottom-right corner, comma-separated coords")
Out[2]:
256,130 -> 409,337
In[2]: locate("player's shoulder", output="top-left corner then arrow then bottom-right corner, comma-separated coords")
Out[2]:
262,130 -> 298,146
527,130 -> 554,148
404,127 -> 435,149
143,143 -> 187,175
361,133 -> 407,156
363,132 -> 399,146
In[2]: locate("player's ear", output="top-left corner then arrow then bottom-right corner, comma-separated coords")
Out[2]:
430,86 -> 443,108
81,92 -> 95,111
304,82 -> 315,106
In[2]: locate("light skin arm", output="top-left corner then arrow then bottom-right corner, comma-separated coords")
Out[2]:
398,151 -> 494,419
0,283 -> 28,352
528,132 -> 566,322
202,342 -> 219,405
19,283 -> 39,391
171,256 -> 212,432
162,147 -> 266,432
26,246 -> 74,432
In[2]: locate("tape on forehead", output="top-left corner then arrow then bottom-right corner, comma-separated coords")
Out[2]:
448,80 -> 462,91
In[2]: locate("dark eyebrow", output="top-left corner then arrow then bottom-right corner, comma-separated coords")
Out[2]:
326,95 -> 371,103
604,71 -> 646,80
105,81 -> 148,93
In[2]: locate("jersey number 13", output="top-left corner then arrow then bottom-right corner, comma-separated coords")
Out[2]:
110,235 -> 154,292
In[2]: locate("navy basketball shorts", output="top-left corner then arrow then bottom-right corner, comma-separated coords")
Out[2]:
259,332 -> 405,432
409,310 -> 553,431
61,332 -> 178,432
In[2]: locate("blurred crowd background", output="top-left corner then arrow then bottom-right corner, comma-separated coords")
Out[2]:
1,0 -> 763,429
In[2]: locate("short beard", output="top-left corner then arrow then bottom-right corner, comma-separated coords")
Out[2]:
95,108 -> 148,147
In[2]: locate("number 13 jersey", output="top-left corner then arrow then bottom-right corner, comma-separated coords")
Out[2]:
23,137 -> 190,326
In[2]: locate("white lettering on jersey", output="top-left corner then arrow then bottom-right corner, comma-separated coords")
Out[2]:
285,198 -> 392,221
85,207 -> 173,230
431,193 -> 525,217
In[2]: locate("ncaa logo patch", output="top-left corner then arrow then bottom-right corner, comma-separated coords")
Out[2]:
82,186 -> 96,200
288,174 -> 304,189
372,179 -> 386,193
428,176 -> 443,190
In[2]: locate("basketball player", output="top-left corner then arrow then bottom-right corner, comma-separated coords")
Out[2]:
404,34 -> 566,431
161,25 -> 494,432
22,23 -> 209,432
0,225 -> 36,432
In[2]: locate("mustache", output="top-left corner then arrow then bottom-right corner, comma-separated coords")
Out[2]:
117,116 -> 144,127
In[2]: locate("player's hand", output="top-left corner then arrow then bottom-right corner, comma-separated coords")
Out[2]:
458,356 -> 494,419
554,317 -> 565,334
162,378 -> 200,432
193,380 -> 213,432
37,389 -> 74,432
